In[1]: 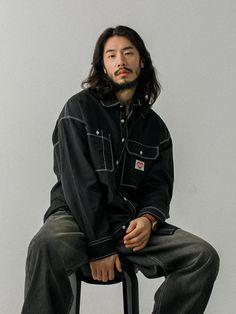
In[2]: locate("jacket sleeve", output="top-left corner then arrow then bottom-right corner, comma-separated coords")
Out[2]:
54,99 -> 116,261
137,133 -> 174,225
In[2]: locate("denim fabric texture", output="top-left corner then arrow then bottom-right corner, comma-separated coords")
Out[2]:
22,209 -> 219,314
21,89 -> 219,313
44,89 -> 174,261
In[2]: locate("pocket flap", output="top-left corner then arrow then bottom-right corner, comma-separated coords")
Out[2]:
127,140 -> 159,160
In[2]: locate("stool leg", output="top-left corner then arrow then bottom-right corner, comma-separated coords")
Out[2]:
75,273 -> 82,314
122,267 -> 139,314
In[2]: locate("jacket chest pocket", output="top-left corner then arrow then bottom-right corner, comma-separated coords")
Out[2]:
120,140 -> 159,189
87,129 -> 114,172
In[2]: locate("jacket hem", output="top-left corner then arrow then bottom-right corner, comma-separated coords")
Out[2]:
87,236 -> 116,261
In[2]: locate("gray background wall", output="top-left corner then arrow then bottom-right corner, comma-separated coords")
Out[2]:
1,1 -> 235,313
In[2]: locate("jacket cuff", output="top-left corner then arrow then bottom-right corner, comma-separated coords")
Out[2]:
137,206 -> 168,224
87,236 -> 117,262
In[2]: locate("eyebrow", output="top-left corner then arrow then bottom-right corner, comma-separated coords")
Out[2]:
105,46 -> 134,54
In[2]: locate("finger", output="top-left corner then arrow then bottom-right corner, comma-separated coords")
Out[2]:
125,233 -> 143,245
115,255 -> 122,273
90,266 -> 97,280
124,229 -> 142,241
133,242 -> 146,252
126,220 -> 137,233
102,270 -> 108,282
96,270 -> 102,281
126,235 -> 148,247
125,239 -> 146,248
108,268 -> 115,281
124,221 -> 147,239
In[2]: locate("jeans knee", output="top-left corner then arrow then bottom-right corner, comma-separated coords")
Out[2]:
208,245 -> 220,278
196,240 -> 220,280
27,229 -> 56,259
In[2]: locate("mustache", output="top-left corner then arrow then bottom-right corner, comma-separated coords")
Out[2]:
115,67 -> 132,76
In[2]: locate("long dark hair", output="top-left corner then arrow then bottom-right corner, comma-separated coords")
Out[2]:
81,25 -> 161,108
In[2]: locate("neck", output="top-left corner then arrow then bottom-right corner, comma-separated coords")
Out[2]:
115,88 -> 136,105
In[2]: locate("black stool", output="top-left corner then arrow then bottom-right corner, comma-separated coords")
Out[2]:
75,260 -> 139,314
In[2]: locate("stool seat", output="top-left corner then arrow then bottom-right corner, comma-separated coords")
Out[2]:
75,259 -> 139,314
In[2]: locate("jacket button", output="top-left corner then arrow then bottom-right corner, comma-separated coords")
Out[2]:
122,225 -> 126,230
140,150 -> 143,155
96,130 -> 100,135
123,197 -> 127,201
116,160 -> 119,165
122,138 -> 125,142
121,119 -> 125,123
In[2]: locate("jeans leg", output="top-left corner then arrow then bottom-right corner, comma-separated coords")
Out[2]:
116,228 -> 220,314
21,210 -> 88,314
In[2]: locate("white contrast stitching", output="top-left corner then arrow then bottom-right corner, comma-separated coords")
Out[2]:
119,152 -> 138,188
88,235 -> 112,246
120,183 -> 138,189
139,207 -> 167,221
88,130 -> 114,172
125,197 -> 136,210
101,130 -> 107,170
160,137 -> 170,145
138,211 -> 159,220
95,168 -> 114,172
65,102 -> 69,116
53,141 -> 60,148
120,151 -> 126,185
89,252 -> 117,262
108,133 -> 114,171
127,140 -> 159,159
58,116 -> 85,125
87,132 -> 110,142
128,139 -> 158,149
100,100 -> 120,107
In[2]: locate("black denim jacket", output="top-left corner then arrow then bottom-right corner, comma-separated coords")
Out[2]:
44,88 -> 174,261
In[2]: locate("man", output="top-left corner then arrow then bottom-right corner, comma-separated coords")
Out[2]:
21,25 -> 219,314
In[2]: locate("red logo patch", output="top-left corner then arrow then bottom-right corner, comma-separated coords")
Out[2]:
135,160 -> 145,171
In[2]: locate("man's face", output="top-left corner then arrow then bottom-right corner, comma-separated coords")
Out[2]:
103,35 -> 144,87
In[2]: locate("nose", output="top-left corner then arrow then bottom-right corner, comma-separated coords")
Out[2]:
117,52 -> 126,67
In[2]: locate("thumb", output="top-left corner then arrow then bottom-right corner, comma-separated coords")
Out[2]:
126,220 -> 137,233
115,255 -> 122,273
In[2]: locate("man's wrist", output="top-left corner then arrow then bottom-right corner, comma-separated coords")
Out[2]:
142,214 -> 157,223
141,214 -> 158,231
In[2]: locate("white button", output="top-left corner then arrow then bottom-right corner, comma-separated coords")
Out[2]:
120,105 -> 123,108
122,138 -> 125,142
96,130 -> 99,135
140,150 -> 143,155
116,160 -> 119,165
122,225 -> 126,230
123,197 -> 127,201
121,119 -> 125,123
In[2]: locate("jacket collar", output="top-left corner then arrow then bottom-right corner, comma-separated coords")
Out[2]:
100,92 -> 142,108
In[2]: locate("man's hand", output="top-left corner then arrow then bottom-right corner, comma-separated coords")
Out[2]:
89,254 -> 122,282
123,217 -> 152,252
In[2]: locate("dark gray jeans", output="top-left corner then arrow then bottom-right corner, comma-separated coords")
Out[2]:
21,209 -> 219,314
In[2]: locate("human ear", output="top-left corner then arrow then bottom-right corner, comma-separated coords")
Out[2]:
140,60 -> 144,68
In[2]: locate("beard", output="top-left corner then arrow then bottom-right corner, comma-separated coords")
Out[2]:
111,77 -> 139,92
105,69 -> 140,92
